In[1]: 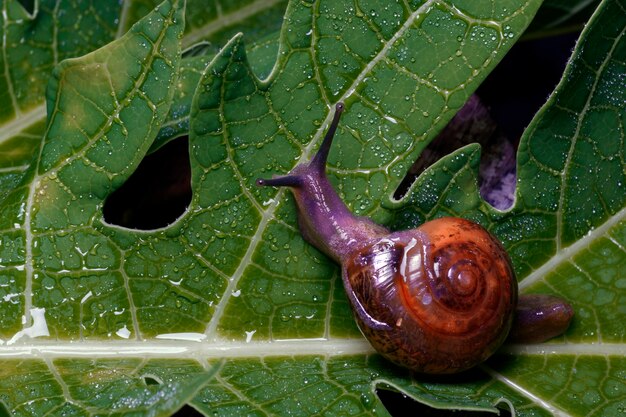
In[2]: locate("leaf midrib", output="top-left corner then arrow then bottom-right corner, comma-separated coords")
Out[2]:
502,343 -> 626,356
0,338 -> 375,359
7,339 -> 624,360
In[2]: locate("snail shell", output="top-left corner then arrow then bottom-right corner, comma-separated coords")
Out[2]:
257,102 -> 572,374
344,218 -> 516,374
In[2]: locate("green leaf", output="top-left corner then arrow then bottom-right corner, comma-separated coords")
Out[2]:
0,0 -> 122,203
0,0 -> 624,417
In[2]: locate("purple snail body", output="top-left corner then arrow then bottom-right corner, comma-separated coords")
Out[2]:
257,102 -> 573,374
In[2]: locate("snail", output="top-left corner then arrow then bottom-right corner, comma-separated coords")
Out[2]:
257,102 -> 573,374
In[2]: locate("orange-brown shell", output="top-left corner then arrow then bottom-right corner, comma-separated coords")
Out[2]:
343,217 -> 517,374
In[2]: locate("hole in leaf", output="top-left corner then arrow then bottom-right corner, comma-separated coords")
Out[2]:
393,32 -> 578,210
17,0 -> 35,14
377,388 -> 512,417
171,404 -> 205,417
142,374 -> 163,386
103,137 -> 192,230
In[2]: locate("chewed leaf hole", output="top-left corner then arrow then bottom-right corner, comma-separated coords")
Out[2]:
103,137 -> 192,230
142,374 -> 163,386
172,405 -> 205,417
17,0 -> 35,14
377,389 -> 512,417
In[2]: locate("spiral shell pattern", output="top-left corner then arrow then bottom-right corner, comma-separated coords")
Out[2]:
344,217 -> 517,374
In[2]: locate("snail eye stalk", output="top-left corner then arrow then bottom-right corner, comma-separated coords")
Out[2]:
310,102 -> 344,173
